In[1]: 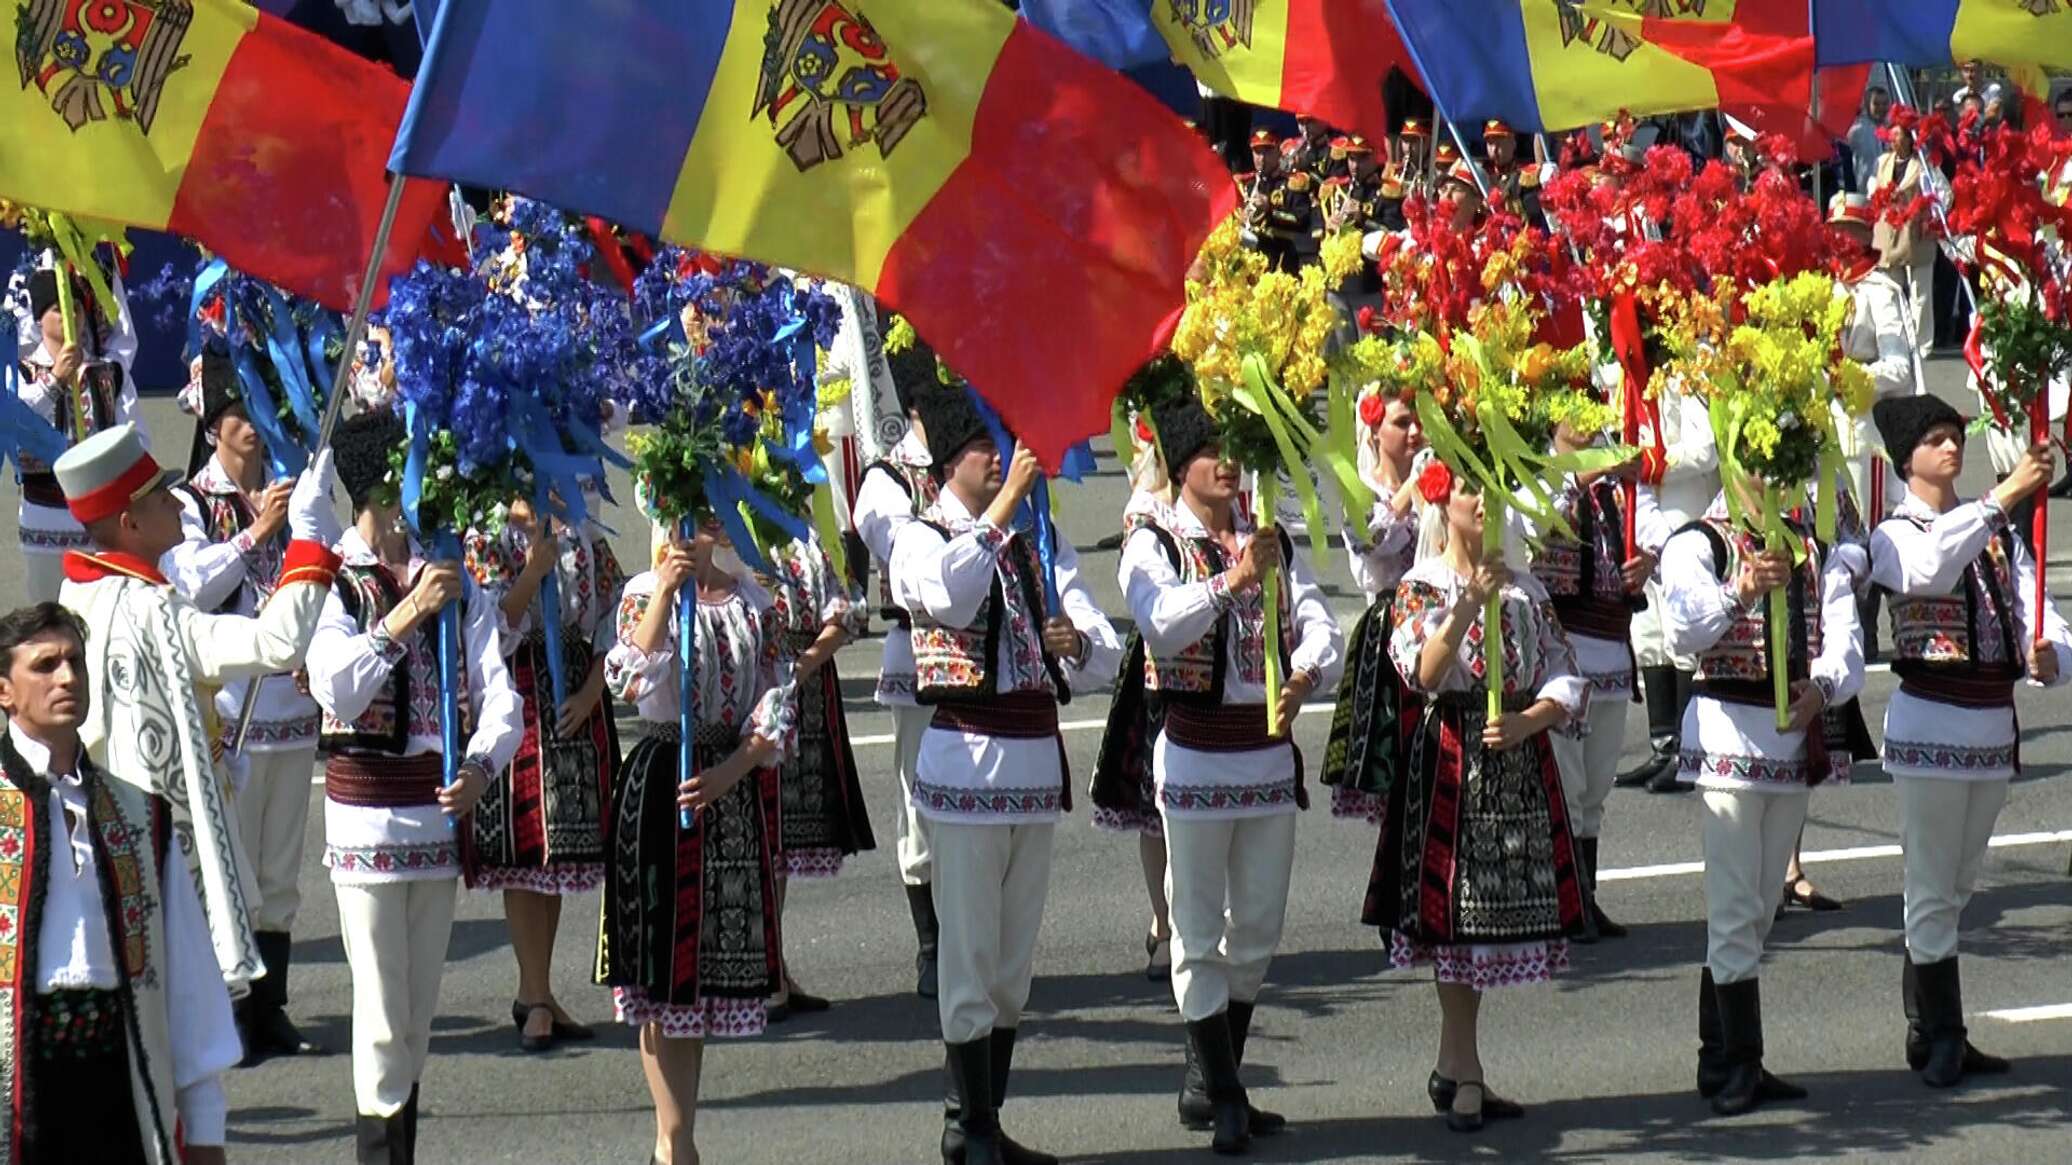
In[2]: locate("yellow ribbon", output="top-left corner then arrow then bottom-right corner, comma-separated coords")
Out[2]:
1256,473 -> 1284,739
810,482 -> 847,587
1484,492 -> 1507,721
1233,355 -> 1326,544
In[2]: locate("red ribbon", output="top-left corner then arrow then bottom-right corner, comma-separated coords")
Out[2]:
1608,292 -> 1665,560
583,216 -> 637,294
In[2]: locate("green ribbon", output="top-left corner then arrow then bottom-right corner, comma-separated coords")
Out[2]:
810,481 -> 847,587
1110,397 -> 1134,474
1234,354 -> 1326,545
1764,484 -> 1793,732
1257,473 -> 1284,738
1484,491 -> 1507,722
43,212 -> 122,343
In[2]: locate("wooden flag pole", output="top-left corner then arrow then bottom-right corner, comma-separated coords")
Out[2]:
229,175 -> 411,756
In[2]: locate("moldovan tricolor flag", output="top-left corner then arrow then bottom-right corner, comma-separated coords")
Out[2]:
1813,0 -> 2072,124
1386,0 -> 1815,132
391,0 -> 1235,468
1,0 -> 446,311
1022,0 -> 1416,145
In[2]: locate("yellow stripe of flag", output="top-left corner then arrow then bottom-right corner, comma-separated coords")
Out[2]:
1952,1 -> 2072,72
1522,0 -> 1731,131
1,0 -> 254,227
663,0 -> 1010,290
1149,0 -> 1292,112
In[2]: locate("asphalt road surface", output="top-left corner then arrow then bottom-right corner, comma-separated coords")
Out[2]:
7,356 -> 2069,1163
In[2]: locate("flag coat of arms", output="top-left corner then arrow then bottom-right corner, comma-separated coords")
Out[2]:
3,0 -> 446,311
392,0 -> 1235,467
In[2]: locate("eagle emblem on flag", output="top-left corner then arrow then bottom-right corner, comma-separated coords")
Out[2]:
1166,0 -> 1255,59
756,0 -> 927,174
2017,0 -> 2062,14
1554,0 -> 1643,61
15,0 -> 193,134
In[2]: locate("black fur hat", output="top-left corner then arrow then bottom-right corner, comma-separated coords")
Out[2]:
1873,394 -> 1968,478
914,382 -> 992,471
199,347 -> 243,430
1152,396 -> 1219,476
886,334 -> 941,418
334,408 -> 406,509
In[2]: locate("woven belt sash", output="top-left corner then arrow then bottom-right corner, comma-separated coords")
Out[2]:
1164,703 -> 1284,753
634,721 -> 741,752
1897,670 -> 2019,709
19,472 -> 64,508
32,988 -> 125,1058
929,690 -> 1060,739
325,752 -> 444,809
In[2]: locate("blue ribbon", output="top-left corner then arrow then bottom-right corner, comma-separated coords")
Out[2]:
432,531 -> 465,809
185,258 -> 228,360
303,311 -> 344,413
677,518 -> 696,831
400,398 -> 432,535
964,388 -> 1081,614
533,476 -> 569,712
1,362 -> 67,477
230,349 -> 306,480
701,465 -> 808,575
256,284 -> 322,443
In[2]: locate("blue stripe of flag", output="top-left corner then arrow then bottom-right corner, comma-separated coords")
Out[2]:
390,0 -> 730,236
1811,0 -> 1962,68
1017,0 -> 1169,71
1383,0 -> 1543,131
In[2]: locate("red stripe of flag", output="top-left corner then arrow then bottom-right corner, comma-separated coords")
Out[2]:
165,12 -> 446,312
1284,0 -> 1416,145
877,21 -> 1237,469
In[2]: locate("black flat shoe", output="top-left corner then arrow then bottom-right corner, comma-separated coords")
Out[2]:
1784,878 -> 1843,912
1427,1071 -> 1456,1113
785,990 -> 832,1014
511,1000 -> 596,1042
515,1004 -> 554,1053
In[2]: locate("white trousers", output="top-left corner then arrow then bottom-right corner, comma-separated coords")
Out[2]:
1163,812 -> 1297,1022
1700,790 -> 1808,984
1897,777 -> 2010,965
21,551 -> 64,605
236,745 -> 318,933
1551,695 -> 1630,840
932,821 -> 1054,1043
336,878 -> 458,1117
1896,254 -> 1936,360
892,703 -> 933,886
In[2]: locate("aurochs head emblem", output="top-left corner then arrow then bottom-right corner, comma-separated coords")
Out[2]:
756,0 -> 927,174
1166,0 -> 1255,59
15,0 -> 193,134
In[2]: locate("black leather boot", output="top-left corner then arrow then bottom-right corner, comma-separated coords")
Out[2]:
1696,968 -> 1728,1098
1186,1014 -> 1251,1155
1913,956 -> 2008,1087
1711,978 -> 1806,1116
1178,1023 -> 1212,1129
987,1028 -> 1057,1165
403,1085 -> 420,1162
1227,1001 -> 1285,1135
907,884 -> 940,1000
355,1111 -> 408,1165
250,930 -> 323,1057
1580,838 -> 1628,939
940,1037 -> 1004,1165
1615,666 -> 1680,787
1906,955 -> 2010,1080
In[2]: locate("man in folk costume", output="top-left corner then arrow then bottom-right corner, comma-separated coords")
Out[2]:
1660,480 -> 1867,1115
1868,397 -> 2065,1088
0,603 -> 239,1164
56,423 -> 342,996
1118,393 -> 1342,1154
1618,368 -> 1720,795
852,333 -> 946,999
889,380 -> 1121,1165
305,410 -> 524,1162
1531,422 -> 1668,942
15,266 -> 141,602
163,347 -> 324,1062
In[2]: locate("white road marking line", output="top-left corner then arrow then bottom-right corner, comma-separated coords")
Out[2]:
1983,1004 -> 2072,1023
1599,830 -> 2072,883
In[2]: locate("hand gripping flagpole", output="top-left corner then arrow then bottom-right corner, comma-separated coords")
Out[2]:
229,175 -> 412,756
679,519 -> 698,831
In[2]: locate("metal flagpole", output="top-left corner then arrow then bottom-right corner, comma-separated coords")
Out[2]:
229,174 -> 413,755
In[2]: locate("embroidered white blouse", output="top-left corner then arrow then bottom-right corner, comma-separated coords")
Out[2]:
1348,496 -> 1419,599
467,517 -> 626,660
1660,508 -> 1866,793
1387,558 -> 1588,721
9,725 -> 237,1145
305,529 -> 525,883
1870,491 -> 2072,782
163,456 -> 320,753
1121,501 -> 1343,820
889,489 -> 1122,825
852,431 -> 933,706
603,573 -> 796,752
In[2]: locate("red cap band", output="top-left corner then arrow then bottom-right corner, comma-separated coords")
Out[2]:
65,455 -> 166,525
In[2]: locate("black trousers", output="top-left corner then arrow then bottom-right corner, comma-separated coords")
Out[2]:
23,1040 -> 149,1161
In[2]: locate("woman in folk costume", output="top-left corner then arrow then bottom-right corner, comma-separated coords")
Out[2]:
1322,388 -> 1425,827
756,527 -> 875,1020
1118,383 -> 1343,1155
1867,397 -> 2065,1088
461,489 -> 626,1051
1090,365 -> 1186,981
599,519 -> 794,1165
1363,463 -> 1588,1134
1659,473 -> 1867,1116
305,409 -> 525,1162
1528,419 -> 1669,943
14,264 -> 140,602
